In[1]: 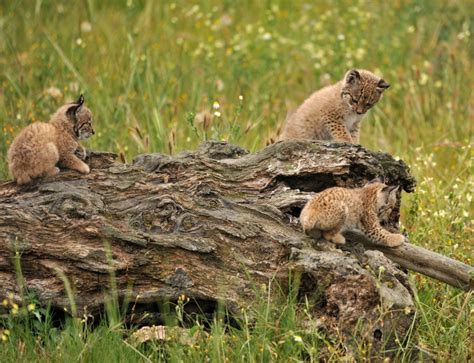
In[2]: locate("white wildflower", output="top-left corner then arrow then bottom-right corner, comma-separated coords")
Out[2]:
80,21 -> 92,33
219,14 -> 232,27
419,73 -> 429,86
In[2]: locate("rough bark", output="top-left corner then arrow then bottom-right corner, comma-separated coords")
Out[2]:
0,140 -> 471,352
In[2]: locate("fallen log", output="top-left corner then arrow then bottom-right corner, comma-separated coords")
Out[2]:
0,140 -> 471,353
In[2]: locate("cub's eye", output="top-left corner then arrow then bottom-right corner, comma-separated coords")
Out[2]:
351,97 -> 358,103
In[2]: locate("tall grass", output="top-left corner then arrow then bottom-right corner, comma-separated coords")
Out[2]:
5,266 -> 469,362
0,0 -> 472,361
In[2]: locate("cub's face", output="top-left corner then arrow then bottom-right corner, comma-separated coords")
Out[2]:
341,69 -> 390,115
74,107 -> 95,140
376,184 -> 399,222
65,95 -> 95,140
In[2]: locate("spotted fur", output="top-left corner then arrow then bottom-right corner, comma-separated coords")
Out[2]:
279,69 -> 390,143
300,180 -> 404,247
7,95 -> 95,185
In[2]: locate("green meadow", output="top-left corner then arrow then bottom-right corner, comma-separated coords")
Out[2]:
0,0 -> 472,361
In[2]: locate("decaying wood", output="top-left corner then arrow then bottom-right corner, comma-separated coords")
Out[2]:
0,140 -> 471,352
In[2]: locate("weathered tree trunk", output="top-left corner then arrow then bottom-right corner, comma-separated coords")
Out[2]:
0,140 -> 471,352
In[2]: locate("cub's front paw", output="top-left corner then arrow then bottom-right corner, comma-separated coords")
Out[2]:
324,232 -> 346,245
386,233 -> 405,247
79,163 -> 90,174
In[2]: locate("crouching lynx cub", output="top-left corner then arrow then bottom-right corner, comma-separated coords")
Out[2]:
300,179 -> 405,247
7,95 -> 95,185
279,69 -> 390,143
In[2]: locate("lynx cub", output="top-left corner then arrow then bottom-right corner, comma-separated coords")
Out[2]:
300,179 -> 405,247
7,95 -> 95,185
279,69 -> 390,143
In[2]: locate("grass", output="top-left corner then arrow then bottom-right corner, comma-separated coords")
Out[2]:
0,0 -> 473,361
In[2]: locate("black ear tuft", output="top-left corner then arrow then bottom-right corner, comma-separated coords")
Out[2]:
345,69 -> 361,84
76,94 -> 85,106
377,79 -> 390,90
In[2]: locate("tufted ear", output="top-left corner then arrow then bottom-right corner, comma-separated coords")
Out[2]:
344,69 -> 361,85
75,94 -> 85,106
66,94 -> 85,122
376,79 -> 390,92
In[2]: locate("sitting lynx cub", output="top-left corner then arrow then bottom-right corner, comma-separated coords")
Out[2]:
300,179 -> 405,247
7,95 -> 94,185
279,69 -> 390,143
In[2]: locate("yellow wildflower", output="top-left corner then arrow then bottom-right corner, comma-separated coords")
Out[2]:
293,335 -> 303,343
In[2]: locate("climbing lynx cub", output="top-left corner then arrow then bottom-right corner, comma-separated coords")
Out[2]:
300,179 -> 404,247
7,95 -> 95,185
279,69 -> 390,143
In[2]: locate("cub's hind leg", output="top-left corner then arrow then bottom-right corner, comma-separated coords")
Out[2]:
15,173 -> 32,185
300,201 -> 322,238
39,143 -> 60,178
315,203 -> 347,245
44,166 -> 60,177
11,142 -> 59,184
